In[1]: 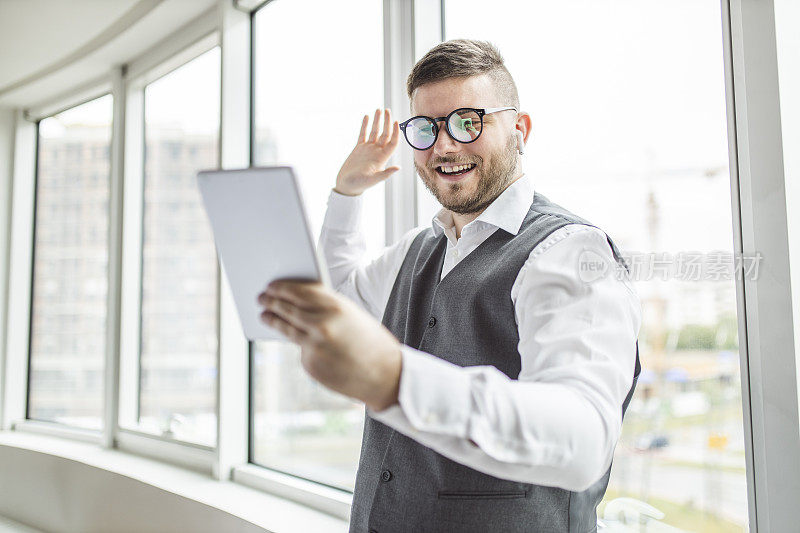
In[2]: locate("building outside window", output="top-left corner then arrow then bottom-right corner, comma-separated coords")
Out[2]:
28,94 -> 113,430
122,46 -> 221,446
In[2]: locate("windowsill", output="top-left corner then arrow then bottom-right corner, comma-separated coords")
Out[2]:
0,515 -> 42,533
0,430 -> 350,533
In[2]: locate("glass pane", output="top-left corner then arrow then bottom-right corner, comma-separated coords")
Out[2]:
252,0 -> 384,490
439,2 -> 749,531
135,47 -> 220,446
29,94 -> 113,430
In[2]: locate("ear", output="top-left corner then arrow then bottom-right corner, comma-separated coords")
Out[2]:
514,111 -> 532,145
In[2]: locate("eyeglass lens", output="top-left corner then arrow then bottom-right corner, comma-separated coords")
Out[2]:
405,109 -> 484,149
448,109 -> 482,143
406,117 -> 437,150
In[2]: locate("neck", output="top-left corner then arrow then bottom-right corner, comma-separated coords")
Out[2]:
452,210 -> 484,240
450,171 -> 524,240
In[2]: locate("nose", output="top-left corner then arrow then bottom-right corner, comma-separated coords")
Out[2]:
432,119 -> 460,156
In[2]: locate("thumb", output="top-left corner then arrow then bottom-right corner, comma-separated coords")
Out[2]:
374,166 -> 401,181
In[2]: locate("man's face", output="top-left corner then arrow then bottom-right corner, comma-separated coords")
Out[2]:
411,74 -> 519,215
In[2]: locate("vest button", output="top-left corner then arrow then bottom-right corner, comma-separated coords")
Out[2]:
380,469 -> 392,482
428,316 -> 436,328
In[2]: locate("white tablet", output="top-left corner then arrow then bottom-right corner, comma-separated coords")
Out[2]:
197,166 -> 330,341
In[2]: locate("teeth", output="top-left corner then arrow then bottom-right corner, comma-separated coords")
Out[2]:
440,164 -> 473,174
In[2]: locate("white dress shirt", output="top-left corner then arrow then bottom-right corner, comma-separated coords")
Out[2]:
317,174 -> 642,492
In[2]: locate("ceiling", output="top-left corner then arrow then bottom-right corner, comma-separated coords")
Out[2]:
0,0 -> 218,109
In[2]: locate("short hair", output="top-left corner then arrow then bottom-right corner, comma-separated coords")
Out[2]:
406,39 -> 520,108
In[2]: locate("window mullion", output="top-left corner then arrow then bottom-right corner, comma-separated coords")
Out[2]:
215,0 -> 251,482
724,0 -> 800,530
383,0 -> 418,243
103,67 -> 126,448
1,112 -> 37,430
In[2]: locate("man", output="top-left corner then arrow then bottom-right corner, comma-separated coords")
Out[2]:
258,39 -> 641,532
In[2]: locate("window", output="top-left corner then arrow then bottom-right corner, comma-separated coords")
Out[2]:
440,2 -> 749,530
122,47 -> 221,446
252,0 -> 385,490
29,94 -> 113,430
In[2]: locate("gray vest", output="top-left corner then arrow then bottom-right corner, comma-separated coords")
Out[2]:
350,191 -> 641,533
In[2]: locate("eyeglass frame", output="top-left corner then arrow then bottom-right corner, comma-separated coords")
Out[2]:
398,106 -> 518,150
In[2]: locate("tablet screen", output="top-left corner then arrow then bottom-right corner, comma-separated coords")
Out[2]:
197,166 -> 329,341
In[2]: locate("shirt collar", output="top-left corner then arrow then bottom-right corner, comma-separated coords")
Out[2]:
431,173 -> 534,238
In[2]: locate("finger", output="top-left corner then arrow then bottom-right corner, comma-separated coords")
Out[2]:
261,310 -> 308,344
266,280 -> 336,310
388,120 -> 400,148
375,166 -> 400,181
261,287 -> 320,312
368,109 -> 381,143
378,109 -> 392,144
357,114 -> 368,144
261,295 -> 319,331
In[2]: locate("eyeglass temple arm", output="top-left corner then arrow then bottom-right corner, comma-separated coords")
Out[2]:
483,106 -> 518,114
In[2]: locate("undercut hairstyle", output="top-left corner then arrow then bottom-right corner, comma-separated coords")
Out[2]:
406,39 -> 520,108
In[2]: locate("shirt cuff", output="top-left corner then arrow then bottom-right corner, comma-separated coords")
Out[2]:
389,345 -> 473,438
366,403 -> 410,431
321,188 -> 363,232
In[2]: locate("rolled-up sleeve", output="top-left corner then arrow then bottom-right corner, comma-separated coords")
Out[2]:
317,188 -> 426,319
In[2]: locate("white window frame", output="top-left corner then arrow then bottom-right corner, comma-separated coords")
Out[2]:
722,0 -> 800,530
0,108 -> 14,433
383,0 -> 418,241
3,83 -> 112,445
215,0 -> 250,482
383,0 -> 444,241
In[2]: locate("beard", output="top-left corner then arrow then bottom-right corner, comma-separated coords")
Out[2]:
414,133 -> 519,215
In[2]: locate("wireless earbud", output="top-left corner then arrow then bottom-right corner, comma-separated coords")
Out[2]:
516,131 -> 525,155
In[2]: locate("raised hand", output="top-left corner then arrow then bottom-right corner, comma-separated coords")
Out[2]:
334,108 -> 401,196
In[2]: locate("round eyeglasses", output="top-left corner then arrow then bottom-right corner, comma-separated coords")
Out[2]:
398,107 -> 517,150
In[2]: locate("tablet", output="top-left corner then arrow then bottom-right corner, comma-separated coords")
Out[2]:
197,166 -> 330,341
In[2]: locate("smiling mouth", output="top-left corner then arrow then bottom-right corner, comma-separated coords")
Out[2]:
436,163 -> 477,177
